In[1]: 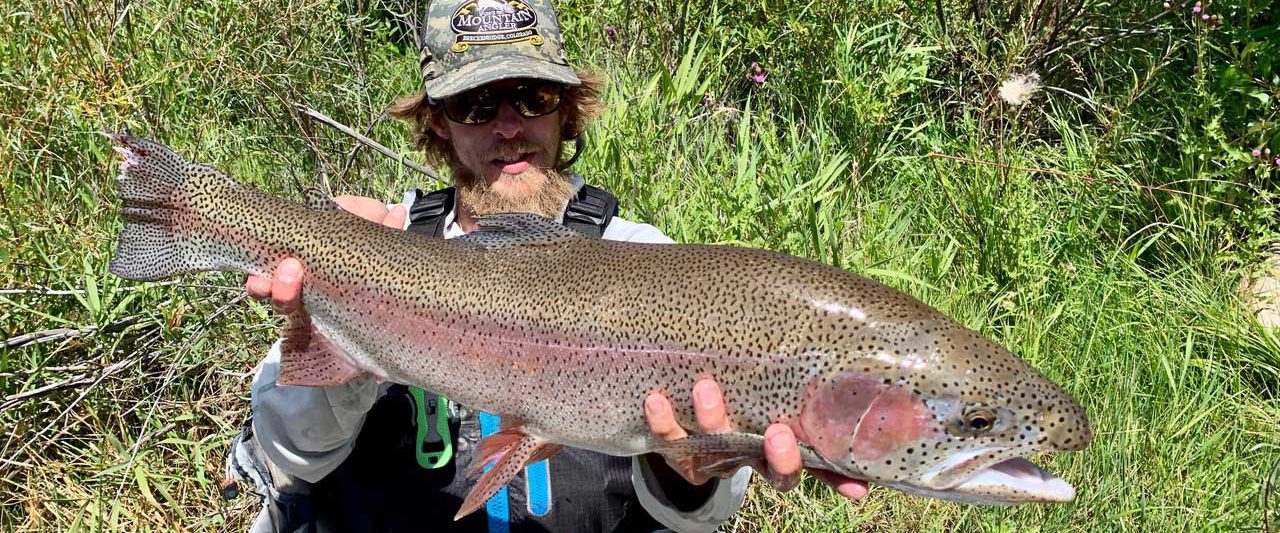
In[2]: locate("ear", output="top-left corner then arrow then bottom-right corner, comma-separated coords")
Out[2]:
429,110 -> 451,140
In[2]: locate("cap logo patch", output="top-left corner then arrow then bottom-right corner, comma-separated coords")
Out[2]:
450,0 -> 543,53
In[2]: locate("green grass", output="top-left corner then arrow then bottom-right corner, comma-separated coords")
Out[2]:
2,0 -> 1278,531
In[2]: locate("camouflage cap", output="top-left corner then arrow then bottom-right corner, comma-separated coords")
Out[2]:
417,0 -> 580,100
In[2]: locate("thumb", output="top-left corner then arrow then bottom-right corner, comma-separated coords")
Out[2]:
384,204 -> 407,230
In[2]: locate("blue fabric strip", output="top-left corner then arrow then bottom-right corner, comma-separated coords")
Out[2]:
478,412 -> 509,533
526,459 -> 550,516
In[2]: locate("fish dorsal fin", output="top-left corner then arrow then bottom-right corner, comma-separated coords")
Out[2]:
303,187 -> 342,212
457,213 -> 588,248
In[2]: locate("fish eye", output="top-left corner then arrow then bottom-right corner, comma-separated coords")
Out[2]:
961,406 -> 997,435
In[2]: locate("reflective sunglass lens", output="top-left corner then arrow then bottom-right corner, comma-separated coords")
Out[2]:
513,83 -> 562,117
445,88 -> 498,124
443,81 -> 564,124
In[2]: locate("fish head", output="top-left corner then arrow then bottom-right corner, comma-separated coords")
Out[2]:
797,321 -> 1091,505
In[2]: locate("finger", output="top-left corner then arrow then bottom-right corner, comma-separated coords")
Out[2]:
644,392 -> 687,441
763,424 -> 802,491
808,469 -> 869,500
246,275 -> 271,300
692,379 -> 731,433
334,195 -> 387,223
271,258 -> 304,314
383,204 -> 407,229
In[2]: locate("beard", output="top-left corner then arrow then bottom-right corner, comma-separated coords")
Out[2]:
449,141 -> 576,220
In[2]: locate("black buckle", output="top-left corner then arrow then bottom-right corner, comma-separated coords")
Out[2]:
562,185 -> 617,239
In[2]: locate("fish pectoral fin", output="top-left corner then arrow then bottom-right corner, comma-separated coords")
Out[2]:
277,309 -> 364,387
457,213 -> 588,249
654,432 -> 834,490
654,432 -> 767,481
697,453 -> 764,477
456,431 -> 562,521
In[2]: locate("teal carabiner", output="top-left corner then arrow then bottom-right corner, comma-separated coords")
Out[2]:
409,386 -> 453,469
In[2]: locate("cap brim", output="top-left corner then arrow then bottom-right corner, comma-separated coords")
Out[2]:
424,56 -> 581,100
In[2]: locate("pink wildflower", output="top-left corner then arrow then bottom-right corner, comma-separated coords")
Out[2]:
747,62 -> 768,85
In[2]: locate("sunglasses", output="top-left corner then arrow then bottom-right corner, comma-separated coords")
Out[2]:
440,80 -> 564,125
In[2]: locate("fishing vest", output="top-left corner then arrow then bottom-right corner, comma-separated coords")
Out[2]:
305,184 -> 668,533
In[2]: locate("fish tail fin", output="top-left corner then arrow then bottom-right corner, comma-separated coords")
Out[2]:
105,133 -> 243,281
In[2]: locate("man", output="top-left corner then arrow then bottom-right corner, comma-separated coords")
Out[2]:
226,1 -> 866,531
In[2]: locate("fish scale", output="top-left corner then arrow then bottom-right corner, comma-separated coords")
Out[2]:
105,133 -> 1091,518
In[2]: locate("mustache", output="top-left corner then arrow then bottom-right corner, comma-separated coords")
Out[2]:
491,141 -> 540,160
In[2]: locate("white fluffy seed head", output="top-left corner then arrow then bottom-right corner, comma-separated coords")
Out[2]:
999,73 -> 1042,106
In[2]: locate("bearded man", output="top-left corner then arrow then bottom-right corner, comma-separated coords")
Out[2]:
225,1 -> 866,531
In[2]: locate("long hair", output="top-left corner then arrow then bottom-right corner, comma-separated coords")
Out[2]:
387,69 -> 605,171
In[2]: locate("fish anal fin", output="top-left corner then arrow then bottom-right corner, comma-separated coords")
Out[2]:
467,425 -> 565,477
456,432 -> 561,521
528,442 -> 563,464
277,309 -> 364,387
469,427 -> 525,477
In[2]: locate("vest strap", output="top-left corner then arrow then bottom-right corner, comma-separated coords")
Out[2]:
406,184 -> 618,239
406,187 -> 456,237
561,184 -> 618,239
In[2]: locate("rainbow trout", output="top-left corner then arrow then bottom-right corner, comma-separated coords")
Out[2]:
105,134 -> 1090,518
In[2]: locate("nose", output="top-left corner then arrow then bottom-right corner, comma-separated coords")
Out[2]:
491,102 -> 524,139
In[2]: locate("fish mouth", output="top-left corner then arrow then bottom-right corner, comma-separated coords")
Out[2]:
945,457 -> 1075,503
921,448 -> 1075,504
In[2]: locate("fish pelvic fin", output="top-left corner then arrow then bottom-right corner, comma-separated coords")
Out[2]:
456,429 -> 562,521
277,309 -> 364,386
105,133 -> 242,281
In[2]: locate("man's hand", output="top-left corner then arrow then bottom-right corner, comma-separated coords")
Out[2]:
245,196 -> 407,312
644,378 -> 869,500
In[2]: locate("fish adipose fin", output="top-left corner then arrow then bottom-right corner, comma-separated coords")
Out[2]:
105,133 -> 242,281
457,213 -> 588,249
456,428 -> 562,520
277,309 -> 364,386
